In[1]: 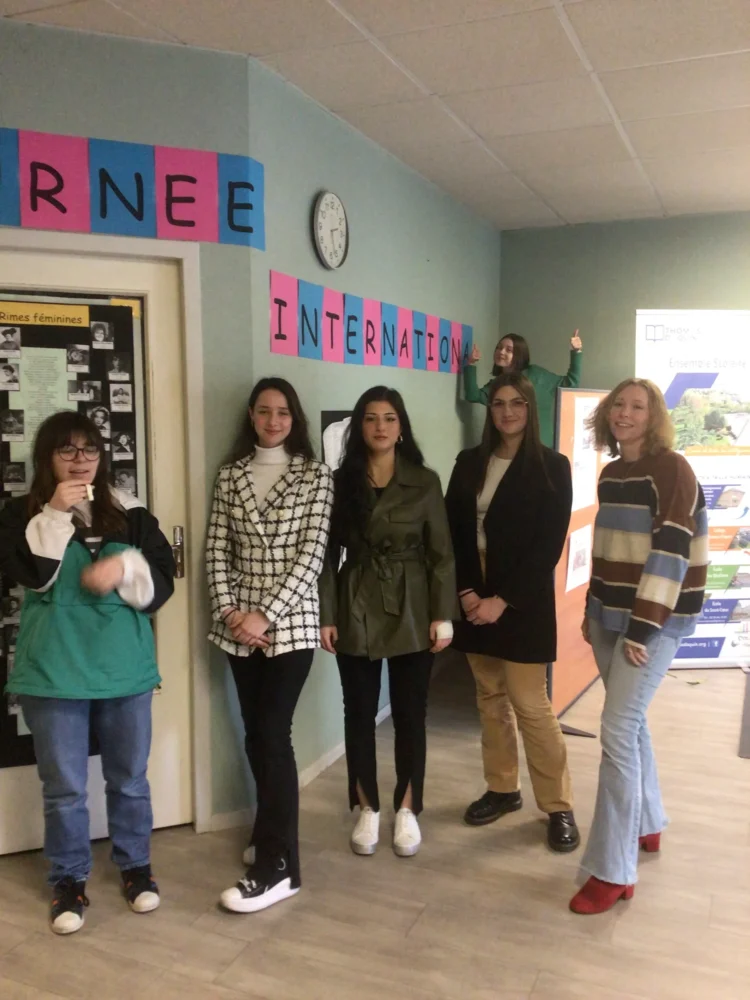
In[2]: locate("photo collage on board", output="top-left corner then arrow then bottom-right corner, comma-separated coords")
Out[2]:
0,299 -> 140,765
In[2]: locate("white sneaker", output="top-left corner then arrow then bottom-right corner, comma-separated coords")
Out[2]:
350,806 -> 380,855
220,858 -> 298,914
242,845 -> 255,867
393,808 -> 421,857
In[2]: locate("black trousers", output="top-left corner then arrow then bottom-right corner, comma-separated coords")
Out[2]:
336,649 -> 433,815
227,648 -> 312,887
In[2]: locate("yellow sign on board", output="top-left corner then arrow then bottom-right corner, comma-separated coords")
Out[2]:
0,301 -> 90,327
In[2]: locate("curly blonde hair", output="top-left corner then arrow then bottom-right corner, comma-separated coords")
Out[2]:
587,378 -> 674,458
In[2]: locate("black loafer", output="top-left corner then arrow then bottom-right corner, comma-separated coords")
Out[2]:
547,810 -> 580,852
464,790 -> 522,826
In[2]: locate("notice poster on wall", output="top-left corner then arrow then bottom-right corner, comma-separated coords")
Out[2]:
636,309 -> 750,667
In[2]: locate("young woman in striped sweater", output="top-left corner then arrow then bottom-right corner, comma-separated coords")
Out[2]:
570,379 -> 708,915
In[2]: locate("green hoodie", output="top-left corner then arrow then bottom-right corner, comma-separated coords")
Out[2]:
464,350 -> 583,448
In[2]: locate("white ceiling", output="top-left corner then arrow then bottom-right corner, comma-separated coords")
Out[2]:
4,0 -> 750,230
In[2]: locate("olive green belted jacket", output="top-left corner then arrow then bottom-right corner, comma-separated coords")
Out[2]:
319,458 -> 458,660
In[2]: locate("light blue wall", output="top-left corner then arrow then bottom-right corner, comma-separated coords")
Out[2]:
0,21 -> 502,816
499,213 -> 750,393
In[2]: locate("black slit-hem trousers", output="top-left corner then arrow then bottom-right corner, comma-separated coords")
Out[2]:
336,649 -> 433,815
227,648 -> 312,888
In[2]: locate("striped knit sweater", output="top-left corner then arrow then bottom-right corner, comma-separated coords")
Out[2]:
587,450 -> 708,648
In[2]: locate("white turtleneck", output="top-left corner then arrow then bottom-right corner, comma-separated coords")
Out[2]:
250,444 -> 290,505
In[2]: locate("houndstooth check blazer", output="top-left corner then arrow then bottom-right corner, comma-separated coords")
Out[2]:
206,453 -> 334,658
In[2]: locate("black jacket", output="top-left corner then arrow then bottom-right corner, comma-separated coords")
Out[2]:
445,446 -> 572,664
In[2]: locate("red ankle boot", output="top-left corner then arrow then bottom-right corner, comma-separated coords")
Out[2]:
639,833 -> 661,853
569,876 -> 634,915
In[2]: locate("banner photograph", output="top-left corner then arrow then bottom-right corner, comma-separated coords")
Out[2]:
636,309 -> 750,667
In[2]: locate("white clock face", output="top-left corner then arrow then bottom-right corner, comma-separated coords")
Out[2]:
314,192 -> 348,269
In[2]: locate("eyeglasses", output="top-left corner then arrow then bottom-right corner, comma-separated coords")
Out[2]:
490,398 -> 528,413
56,445 -> 100,461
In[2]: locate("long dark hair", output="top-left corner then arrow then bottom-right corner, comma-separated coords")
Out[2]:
491,333 -> 531,377
27,410 -> 126,535
477,373 -> 549,491
333,386 -> 424,542
231,377 -> 314,462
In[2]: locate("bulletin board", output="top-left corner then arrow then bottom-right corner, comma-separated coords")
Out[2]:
0,291 -> 146,768
552,387 -> 609,717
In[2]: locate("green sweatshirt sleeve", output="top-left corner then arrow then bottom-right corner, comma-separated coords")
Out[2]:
463,364 -> 491,404
560,349 -> 582,388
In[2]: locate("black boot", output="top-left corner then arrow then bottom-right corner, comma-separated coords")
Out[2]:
464,790 -> 522,826
547,811 -> 580,852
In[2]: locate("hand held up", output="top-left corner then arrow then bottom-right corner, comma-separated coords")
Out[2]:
50,481 -> 90,512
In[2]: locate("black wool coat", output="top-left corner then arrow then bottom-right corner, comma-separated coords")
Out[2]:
445,446 -> 572,664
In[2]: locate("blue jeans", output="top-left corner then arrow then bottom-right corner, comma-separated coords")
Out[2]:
20,692 -> 153,886
580,620 -> 680,886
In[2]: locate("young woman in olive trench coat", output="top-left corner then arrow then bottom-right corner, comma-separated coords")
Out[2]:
320,386 -> 457,859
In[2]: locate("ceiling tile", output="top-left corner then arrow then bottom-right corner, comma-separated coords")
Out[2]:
447,76 -> 610,138
626,108 -> 750,159
273,41 -> 423,110
11,0 -> 173,40
0,0 -> 68,13
338,0 -> 553,37
339,98 -> 471,152
489,124 -> 630,171
518,159 -> 662,218
645,147 -> 750,214
457,186 -> 562,228
384,9 -> 584,95
566,0 -> 750,72
396,139 -> 507,181
602,53 -> 750,121
554,203 -> 662,224
112,0 -> 364,55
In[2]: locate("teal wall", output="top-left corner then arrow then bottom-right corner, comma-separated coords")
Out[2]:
499,213 -> 750,395
0,22 -> 501,815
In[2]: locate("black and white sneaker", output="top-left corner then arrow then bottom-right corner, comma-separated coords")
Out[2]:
50,877 -> 89,935
220,858 -> 299,914
121,865 -> 160,913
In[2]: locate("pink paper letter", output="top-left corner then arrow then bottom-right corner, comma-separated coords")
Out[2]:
270,271 -> 299,356
156,146 -> 219,242
322,288 -> 344,364
363,299 -> 381,366
19,131 -> 90,232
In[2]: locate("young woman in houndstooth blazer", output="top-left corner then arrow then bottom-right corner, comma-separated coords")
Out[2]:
206,377 -> 333,915
320,386 -> 458,859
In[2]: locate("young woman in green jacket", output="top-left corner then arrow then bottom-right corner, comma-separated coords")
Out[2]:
319,386 -> 457,859
0,411 -> 175,936
464,331 -> 583,448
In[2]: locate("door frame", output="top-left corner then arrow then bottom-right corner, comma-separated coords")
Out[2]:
0,227 -> 212,833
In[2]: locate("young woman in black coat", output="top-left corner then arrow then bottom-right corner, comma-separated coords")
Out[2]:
445,372 -> 579,852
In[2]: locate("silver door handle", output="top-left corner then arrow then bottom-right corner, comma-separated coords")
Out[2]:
172,526 -> 185,579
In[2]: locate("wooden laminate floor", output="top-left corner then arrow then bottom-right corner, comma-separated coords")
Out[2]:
0,660 -> 748,1000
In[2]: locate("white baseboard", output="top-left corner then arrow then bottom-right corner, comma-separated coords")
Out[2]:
204,702 -> 392,832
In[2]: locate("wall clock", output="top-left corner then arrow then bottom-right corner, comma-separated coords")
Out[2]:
312,191 -> 349,269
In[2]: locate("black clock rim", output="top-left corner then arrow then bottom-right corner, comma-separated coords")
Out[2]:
311,190 -> 349,270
